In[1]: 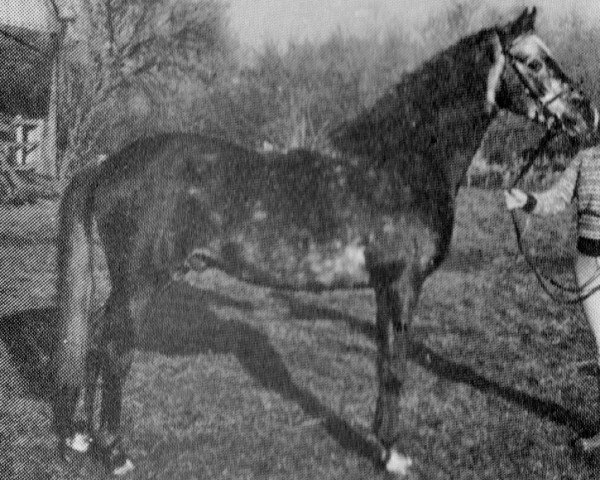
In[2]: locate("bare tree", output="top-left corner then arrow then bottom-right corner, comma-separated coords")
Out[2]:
58,0 -> 231,175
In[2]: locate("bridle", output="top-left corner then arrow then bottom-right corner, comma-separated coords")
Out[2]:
500,34 -> 600,303
500,32 -> 572,130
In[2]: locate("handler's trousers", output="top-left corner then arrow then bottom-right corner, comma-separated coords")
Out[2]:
575,252 -> 600,363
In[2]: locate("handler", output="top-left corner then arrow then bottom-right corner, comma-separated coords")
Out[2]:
505,144 -> 600,450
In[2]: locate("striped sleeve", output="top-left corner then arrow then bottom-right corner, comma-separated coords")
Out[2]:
529,155 -> 580,216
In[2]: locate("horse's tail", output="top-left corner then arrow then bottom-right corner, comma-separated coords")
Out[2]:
53,168 -> 98,393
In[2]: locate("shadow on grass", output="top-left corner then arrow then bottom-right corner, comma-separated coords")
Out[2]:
0,307 -> 55,399
3,277 -> 592,470
274,291 -> 593,435
142,281 -> 379,460
0,281 -> 379,465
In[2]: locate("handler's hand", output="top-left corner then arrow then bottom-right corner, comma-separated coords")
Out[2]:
504,188 -> 528,210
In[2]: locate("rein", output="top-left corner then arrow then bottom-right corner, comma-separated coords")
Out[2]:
510,132 -> 600,304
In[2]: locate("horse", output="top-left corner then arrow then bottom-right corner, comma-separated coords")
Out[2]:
51,7 -> 598,476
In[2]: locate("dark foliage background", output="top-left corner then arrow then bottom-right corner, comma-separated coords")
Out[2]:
54,1 -> 600,185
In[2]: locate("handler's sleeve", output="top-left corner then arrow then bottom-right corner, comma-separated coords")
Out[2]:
528,155 -> 581,216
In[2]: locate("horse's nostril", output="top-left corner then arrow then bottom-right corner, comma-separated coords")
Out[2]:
562,115 -> 577,129
571,96 -> 589,110
568,97 -> 599,130
559,114 -> 585,136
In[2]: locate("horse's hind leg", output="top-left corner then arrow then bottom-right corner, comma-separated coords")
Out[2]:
57,347 -> 101,455
372,269 -> 422,475
83,348 -> 100,434
52,383 -> 79,459
88,287 -> 136,475
91,278 -> 156,475
60,307 -> 104,455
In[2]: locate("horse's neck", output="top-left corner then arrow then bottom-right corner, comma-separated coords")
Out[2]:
410,56 -> 497,194
332,30 -> 498,194
438,104 -> 496,196
395,79 -> 495,195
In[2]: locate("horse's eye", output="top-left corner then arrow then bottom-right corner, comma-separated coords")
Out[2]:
527,59 -> 543,72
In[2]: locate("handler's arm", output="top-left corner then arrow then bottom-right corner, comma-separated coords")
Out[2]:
504,155 -> 581,216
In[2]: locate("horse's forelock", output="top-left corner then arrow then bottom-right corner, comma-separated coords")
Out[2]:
510,33 -> 552,60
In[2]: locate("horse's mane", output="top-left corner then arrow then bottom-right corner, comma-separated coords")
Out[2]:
329,28 -> 497,162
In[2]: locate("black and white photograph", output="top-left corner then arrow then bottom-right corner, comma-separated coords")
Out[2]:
2,1 -> 600,478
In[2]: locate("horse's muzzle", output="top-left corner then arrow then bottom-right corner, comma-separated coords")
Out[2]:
561,96 -> 599,137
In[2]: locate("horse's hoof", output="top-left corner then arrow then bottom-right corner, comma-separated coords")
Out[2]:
382,448 -> 413,476
577,432 -> 600,453
98,438 -> 135,476
65,432 -> 93,453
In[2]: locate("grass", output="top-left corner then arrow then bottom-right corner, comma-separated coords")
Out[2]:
1,188 -> 600,479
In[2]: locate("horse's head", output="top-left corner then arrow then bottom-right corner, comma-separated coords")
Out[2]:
488,7 -> 598,137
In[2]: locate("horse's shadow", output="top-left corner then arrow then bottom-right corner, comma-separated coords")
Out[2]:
272,291 -> 595,436
0,278 -> 594,466
0,280 -> 379,463
0,306 -> 56,399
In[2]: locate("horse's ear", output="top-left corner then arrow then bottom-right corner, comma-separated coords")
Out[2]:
516,6 -> 537,33
499,7 -> 537,42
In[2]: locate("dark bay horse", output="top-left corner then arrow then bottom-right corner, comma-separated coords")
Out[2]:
52,8 -> 598,476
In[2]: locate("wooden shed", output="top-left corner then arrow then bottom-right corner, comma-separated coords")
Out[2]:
0,0 -> 73,179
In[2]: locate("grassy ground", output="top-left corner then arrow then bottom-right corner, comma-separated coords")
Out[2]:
1,188 -> 600,479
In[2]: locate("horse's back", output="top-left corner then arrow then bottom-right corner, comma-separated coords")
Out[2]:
83,132 -> 448,291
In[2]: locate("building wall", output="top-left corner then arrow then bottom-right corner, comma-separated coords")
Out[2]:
0,0 -> 60,33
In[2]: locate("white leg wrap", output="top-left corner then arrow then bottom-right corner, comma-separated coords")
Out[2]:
384,448 -> 413,476
112,458 -> 135,476
65,432 -> 93,453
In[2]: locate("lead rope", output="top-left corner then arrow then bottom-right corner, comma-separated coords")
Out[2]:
510,131 -> 600,304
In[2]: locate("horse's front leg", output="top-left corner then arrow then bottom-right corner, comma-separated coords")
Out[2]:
372,272 -> 421,475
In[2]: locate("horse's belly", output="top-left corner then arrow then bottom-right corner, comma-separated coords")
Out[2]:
199,237 -> 370,291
